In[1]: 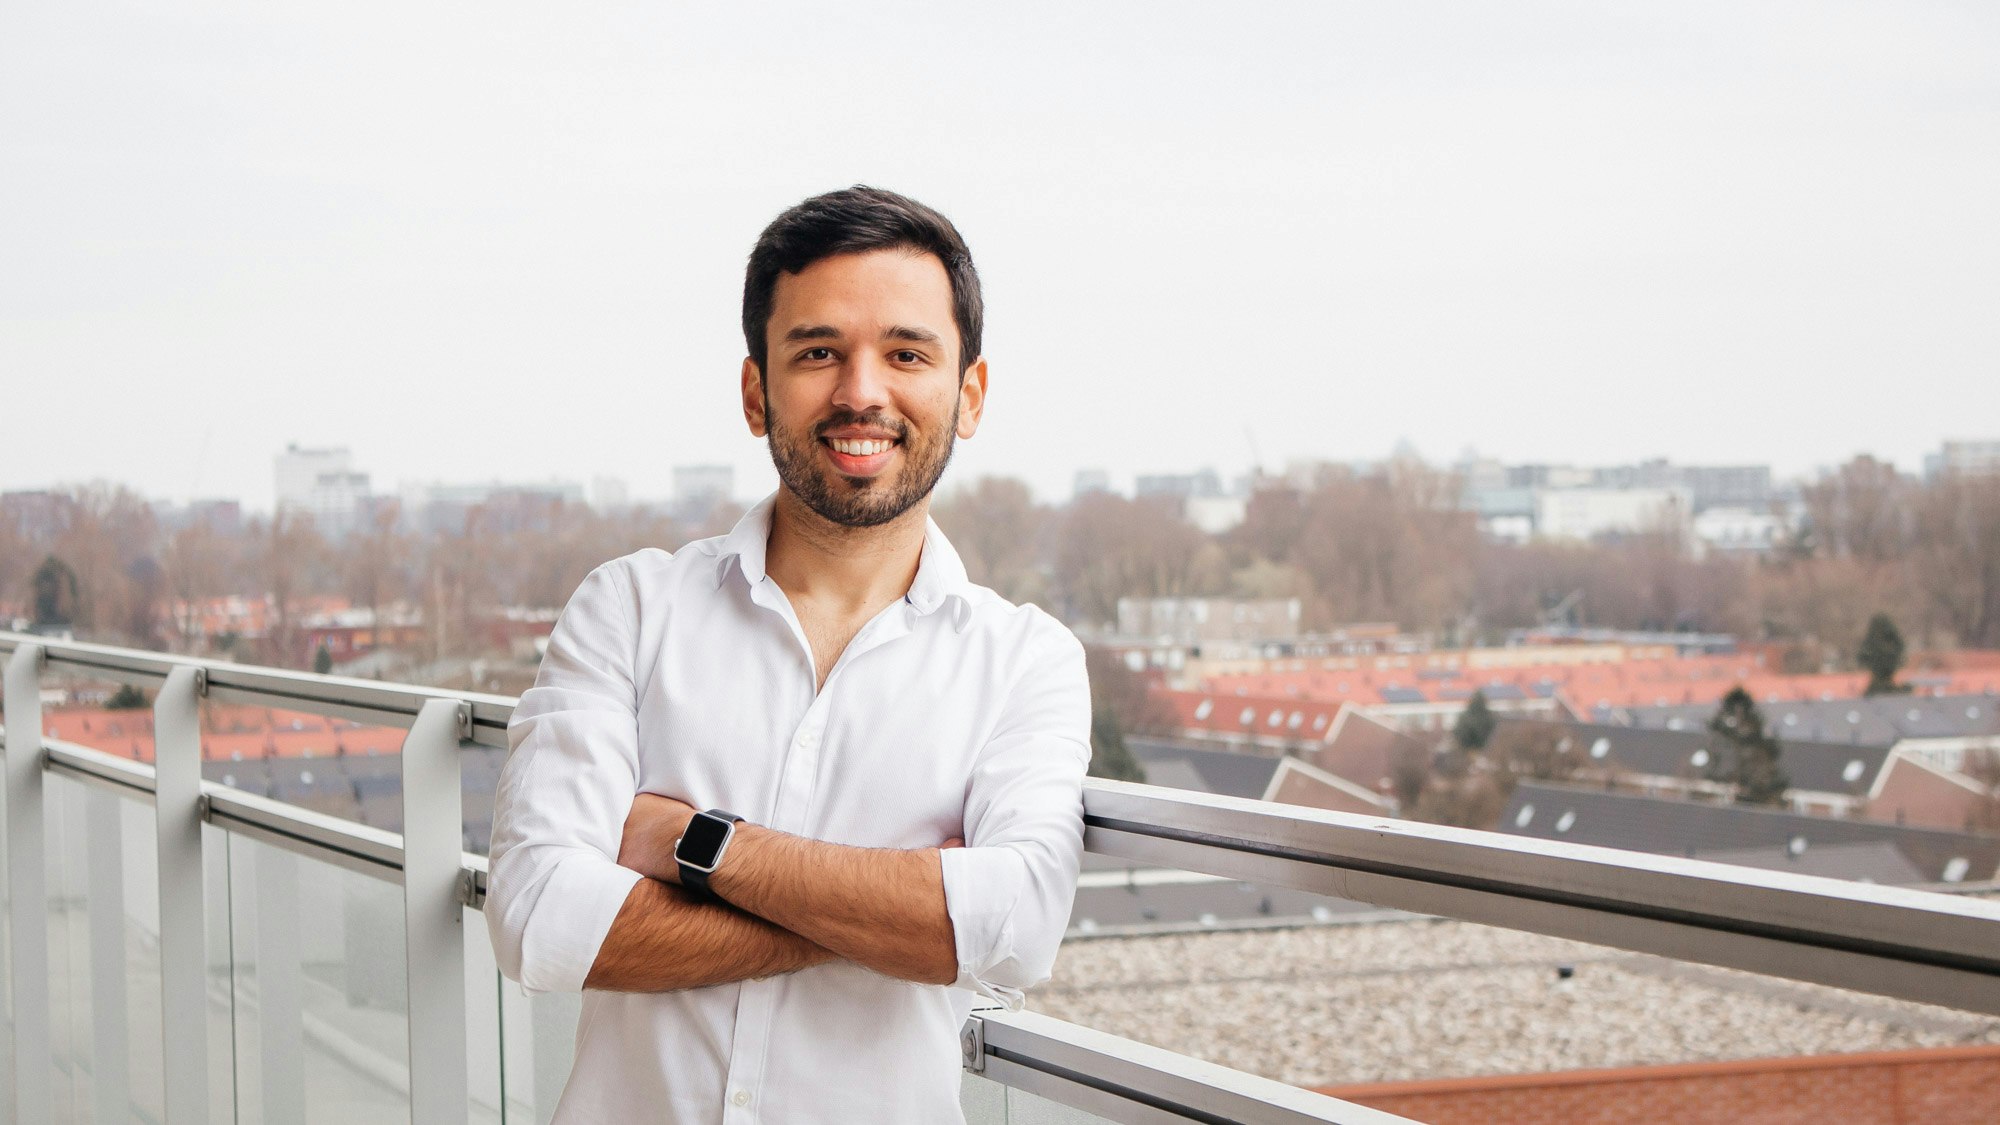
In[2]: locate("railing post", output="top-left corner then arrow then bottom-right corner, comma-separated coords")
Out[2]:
403,699 -> 467,1125
153,665 -> 210,1124
3,643 -> 49,1125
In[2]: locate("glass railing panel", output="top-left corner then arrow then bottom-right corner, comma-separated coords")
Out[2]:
497,977 -> 581,1124
43,774 -> 167,1123
225,834 -> 410,1124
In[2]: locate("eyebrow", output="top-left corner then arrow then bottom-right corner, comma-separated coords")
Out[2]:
885,326 -> 942,346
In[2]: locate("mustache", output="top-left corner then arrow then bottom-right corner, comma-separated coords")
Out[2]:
812,411 -> 908,440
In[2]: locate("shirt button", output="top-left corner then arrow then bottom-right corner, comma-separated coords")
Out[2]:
732,1090 -> 751,1107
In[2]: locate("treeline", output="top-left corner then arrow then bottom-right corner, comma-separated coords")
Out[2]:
0,485 -> 735,666
930,455 -> 2000,665
4,454 -> 1998,671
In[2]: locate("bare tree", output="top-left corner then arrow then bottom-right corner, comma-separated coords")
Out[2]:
1912,471 -> 2000,648
932,476 -> 1049,605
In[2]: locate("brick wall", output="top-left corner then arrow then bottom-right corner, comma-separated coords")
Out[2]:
1316,1044 -> 2000,1125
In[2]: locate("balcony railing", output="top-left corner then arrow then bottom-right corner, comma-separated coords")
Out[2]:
3,631 -> 1997,1124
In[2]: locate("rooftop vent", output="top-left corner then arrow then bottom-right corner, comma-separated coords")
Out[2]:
1842,759 -> 1866,783
1787,835 -> 1807,857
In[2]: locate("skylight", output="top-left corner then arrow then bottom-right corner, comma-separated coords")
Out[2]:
1842,759 -> 1865,783
1194,699 -> 1213,720
1555,810 -> 1576,833
1691,749 -> 1710,768
1590,737 -> 1610,760
1943,857 -> 1970,883
1515,805 -> 1535,828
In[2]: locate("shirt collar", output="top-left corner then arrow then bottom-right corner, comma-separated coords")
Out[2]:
714,492 -> 974,624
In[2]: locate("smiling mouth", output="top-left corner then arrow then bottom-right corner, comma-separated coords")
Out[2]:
819,435 -> 902,476
824,437 -> 897,457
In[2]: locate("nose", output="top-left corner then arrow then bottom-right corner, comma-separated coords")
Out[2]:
830,349 -> 893,414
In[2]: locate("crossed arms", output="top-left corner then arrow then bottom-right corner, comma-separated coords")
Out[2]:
581,794 -> 963,990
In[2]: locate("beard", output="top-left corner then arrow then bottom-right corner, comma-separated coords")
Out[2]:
764,396 -> 958,528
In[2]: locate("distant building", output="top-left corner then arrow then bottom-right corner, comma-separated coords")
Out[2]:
1134,468 -> 1223,500
0,490 -> 68,538
1692,506 -> 1785,555
1072,469 -> 1112,499
274,444 -> 371,537
1117,597 -> 1301,647
1533,486 -> 1692,542
1925,439 -> 2000,480
154,499 -> 244,537
399,479 -> 585,535
671,464 -> 734,521
588,476 -> 630,511
1184,495 -> 1248,534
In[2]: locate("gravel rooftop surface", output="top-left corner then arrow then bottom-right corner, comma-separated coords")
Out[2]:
1031,917 -> 2000,1088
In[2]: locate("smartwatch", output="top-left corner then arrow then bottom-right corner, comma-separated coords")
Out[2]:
675,809 -> 745,899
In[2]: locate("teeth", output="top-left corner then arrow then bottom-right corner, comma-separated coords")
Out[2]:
829,439 -> 893,456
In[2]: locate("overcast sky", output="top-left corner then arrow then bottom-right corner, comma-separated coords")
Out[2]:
3,1 -> 1996,510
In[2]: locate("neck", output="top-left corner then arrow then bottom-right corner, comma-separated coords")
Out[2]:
764,489 -> 929,614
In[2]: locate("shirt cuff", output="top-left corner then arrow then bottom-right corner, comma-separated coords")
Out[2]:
939,846 -> 1028,1010
520,857 -> 644,994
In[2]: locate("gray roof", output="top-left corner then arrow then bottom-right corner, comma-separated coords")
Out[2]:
1126,737 -> 1283,801
1624,693 -> 2000,745
1489,718 -> 1893,796
1498,781 -> 2000,885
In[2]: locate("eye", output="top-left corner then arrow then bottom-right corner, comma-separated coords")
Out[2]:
893,350 -> 924,365
799,347 -> 834,362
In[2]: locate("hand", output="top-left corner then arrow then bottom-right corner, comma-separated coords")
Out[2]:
619,793 -> 699,884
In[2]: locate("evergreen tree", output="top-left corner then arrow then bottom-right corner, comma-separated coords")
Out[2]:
1708,686 -> 1789,806
313,641 -> 334,676
31,555 -> 79,627
1857,613 -> 1908,696
104,684 -> 148,710
1087,708 -> 1147,783
1453,690 -> 1496,751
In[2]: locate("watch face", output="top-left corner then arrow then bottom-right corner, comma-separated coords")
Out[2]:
678,812 -> 734,870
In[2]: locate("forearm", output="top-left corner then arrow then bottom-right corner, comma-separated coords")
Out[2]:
584,876 -> 837,992
710,826 -> 958,986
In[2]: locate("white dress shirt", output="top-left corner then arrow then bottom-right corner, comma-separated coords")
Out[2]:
485,494 -> 1091,1124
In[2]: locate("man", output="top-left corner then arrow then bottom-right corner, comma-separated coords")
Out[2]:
486,186 -> 1091,1123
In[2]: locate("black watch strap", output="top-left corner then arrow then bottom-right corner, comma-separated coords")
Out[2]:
677,810 -> 745,899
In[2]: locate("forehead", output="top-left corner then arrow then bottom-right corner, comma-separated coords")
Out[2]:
769,249 -> 955,345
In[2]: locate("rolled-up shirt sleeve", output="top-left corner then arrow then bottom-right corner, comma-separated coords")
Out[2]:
938,626 -> 1091,1008
485,561 -> 646,994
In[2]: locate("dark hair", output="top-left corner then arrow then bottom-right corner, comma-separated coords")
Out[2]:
742,186 -> 983,377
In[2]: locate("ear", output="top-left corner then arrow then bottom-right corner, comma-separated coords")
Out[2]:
955,356 -> 988,440
741,357 -> 767,437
